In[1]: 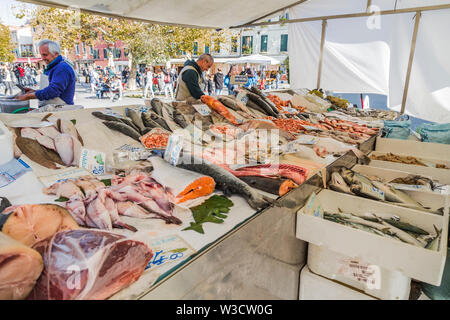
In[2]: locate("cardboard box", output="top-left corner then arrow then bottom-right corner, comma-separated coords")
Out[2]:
296,189 -> 448,285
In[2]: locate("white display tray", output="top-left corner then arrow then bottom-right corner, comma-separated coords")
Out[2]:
369,152 -> 450,185
296,189 -> 448,286
352,165 -> 449,214
375,137 -> 450,160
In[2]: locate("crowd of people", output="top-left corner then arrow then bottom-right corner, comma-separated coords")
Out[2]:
0,63 -> 41,95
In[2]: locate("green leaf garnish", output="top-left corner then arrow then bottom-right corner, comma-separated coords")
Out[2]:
101,179 -> 111,186
70,119 -> 76,125
55,196 -> 69,202
182,195 -> 233,234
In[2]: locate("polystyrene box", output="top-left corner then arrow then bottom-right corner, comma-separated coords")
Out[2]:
307,244 -> 411,300
297,189 -> 449,286
299,265 -> 376,300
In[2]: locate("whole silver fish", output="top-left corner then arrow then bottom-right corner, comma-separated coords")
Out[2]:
372,214 -> 425,247
141,112 -> 162,129
329,172 -> 353,194
371,180 -> 424,209
150,98 -> 164,117
173,110 -> 189,129
127,109 -> 147,133
177,155 -> 273,210
103,121 -> 141,141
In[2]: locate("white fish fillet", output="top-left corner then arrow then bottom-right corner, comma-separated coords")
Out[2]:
37,126 -> 60,139
54,133 -> 74,166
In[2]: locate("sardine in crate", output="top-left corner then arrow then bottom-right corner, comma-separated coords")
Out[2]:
296,189 -> 449,286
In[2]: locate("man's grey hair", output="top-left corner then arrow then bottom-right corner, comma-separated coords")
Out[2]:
37,39 -> 61,55
197,53 -> 214,63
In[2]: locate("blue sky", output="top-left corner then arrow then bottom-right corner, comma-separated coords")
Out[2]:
1,0 -> 35,26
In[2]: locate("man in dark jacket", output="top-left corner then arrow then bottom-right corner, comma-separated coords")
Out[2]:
213,68 -> 224,96
17,39 -> 76,105
175,53 -> 214,101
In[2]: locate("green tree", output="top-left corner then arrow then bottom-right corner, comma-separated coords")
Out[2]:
0,23 -> 16,63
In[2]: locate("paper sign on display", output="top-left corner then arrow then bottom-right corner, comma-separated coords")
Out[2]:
231,75 -> 248,85
236,91 -> 249,105
144,234 -> 196,271
192,104 -> 211,116
282,107 -> 298,114
79,148 -> 106,176
164,133 -> 184,166
0,158 -> 31,188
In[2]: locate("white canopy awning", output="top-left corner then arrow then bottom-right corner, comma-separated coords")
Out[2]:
19,0 -> 301,28
225,54 -> 281,65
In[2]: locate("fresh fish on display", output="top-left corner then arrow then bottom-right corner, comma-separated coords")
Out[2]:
173,110 -> 189,129
0,232 -> 43,300
201,95 -> 240,125
177,156 -> 273,210
238,176 -> 298,197
371,180 -> 424,209
126,108 -> 147,133
21,127 -> 42,140
102,194 -> 137,232
65,196 -> 86,225
141,112 -> 162,129
54,134 -> 74,166
43,180 -> 84,199
329,172 -> 353,194
149,111 -> 171,131
73,177 -> 102,202
149,156 -> 215,203
85,195 -> 113,230
103,121 -> 141,142
58,119 -> 84,146
371,214 -> 425,247
233,164 -> 308,185
116,201 -> 153,219
37,126 -> 60,139
150,98 -> 164,117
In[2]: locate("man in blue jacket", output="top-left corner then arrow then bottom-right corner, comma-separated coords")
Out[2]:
17,39 -> 76,105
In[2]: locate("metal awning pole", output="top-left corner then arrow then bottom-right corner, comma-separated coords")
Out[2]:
401,11 -> 422,114
316,19 -> 327,89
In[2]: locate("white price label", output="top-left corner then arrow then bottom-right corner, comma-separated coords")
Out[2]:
192,104 -> 211,116
79,148 -> 106,176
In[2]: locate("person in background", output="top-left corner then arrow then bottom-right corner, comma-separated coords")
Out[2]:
213,68 -> 224,96
144,67 -> 154,98
136,69 -> 142,88
157,71 -> 165,95
109,75 -> 123,101
162,68 -> 174,99
225,65 -> 238,96
276,71 -> 280,90
206,74 -> 214,96
122,67 -> 129,86
16,40 -> 76,105
89,67 -> 99,93
175,53 -> 214,101
2,65 -> 14,95
170,67 -> 178,92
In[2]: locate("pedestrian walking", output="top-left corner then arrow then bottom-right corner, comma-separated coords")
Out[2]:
163,68 -> 174,99
213,68 -> 224,96
144,67 -> 155,98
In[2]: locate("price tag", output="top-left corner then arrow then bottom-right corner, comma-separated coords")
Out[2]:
192,104 -> 211,116
164,133 -> 184,166
79,148 -> 106,176
0,158 -> 31,188
236,91 -> 248,105
282,106 -> 298,114
231,75 -> 248,85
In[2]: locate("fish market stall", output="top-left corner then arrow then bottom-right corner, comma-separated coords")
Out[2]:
4,0 -> 449,300
0,88 -> 393,300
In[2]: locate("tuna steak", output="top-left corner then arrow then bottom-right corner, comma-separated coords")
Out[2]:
28,229 -> 152,300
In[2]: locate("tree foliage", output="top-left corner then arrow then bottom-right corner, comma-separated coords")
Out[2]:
0,23 -> 16,63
